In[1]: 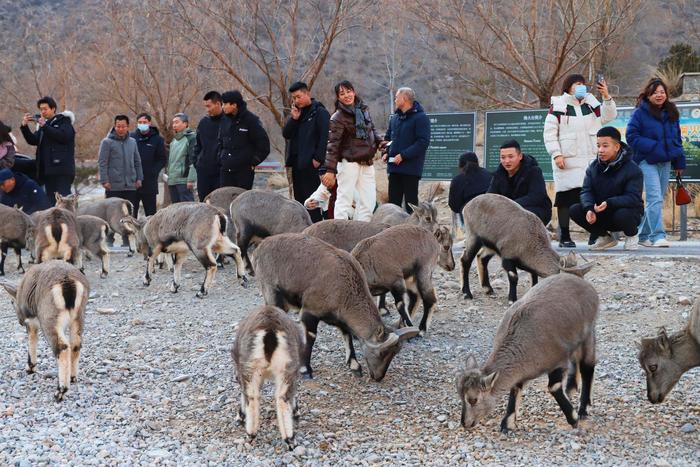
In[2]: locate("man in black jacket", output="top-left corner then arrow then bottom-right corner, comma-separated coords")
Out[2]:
20,96 -> 76,204
282,81 -> 330,222
194,91 -> 224,200
218,90 -> 270,190
132,113 -> 167,215
487,139 -> 552,225
570,126 -> 644,251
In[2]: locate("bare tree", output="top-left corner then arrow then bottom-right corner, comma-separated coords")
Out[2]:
88,1 -> 207,142
169,0 -> 368,129
413,0 -> 644,108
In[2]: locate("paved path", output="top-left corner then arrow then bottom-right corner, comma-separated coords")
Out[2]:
452,240 -> 700,258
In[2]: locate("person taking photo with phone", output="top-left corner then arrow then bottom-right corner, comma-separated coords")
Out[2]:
19,96 -> 76,204
543,73 -> 617,247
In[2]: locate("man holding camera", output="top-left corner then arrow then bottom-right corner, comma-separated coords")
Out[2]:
382,87 -> 431,214
20,96 -> 76,205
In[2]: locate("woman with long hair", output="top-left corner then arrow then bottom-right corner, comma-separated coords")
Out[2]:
543,73 -> 617,247
626,78 -> 686,247
0,120 -> 17,170
321,80 -> 381,221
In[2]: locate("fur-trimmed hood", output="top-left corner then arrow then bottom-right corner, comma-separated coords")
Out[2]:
550,93 -> 601,114
59,111 -> 75,124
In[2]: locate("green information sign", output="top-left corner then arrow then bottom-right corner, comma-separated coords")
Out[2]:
422,112 -> 476,180
484,103 -> 700,182
484,109 -> 550,178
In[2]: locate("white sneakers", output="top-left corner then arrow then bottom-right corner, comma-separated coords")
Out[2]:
640,238 -> 670,248
590,235 -> 618,250
624,235 -> 639,250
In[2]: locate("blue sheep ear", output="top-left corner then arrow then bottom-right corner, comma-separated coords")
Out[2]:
465,354 -> 478,369
483,372 -> 499,389
0,281 -> 18,299
657,328 -> 671,353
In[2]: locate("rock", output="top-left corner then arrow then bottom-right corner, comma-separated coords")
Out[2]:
96,308 -> 117,315
146,449 -> 171,458
437,415 -> 447,422
678,296 -> 693,306
680,423 -> 695,433
570,441 -> 581,451
293,446 -> 306,457
171,375 -> 191,383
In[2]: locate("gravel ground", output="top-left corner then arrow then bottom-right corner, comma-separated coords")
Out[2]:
1,248 -> 699,466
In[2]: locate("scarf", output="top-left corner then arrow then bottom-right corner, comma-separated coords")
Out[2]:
339,101 -> 368,140
0,142 -> 12,159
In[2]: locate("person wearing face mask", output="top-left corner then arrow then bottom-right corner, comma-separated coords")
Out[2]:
626,78 -> 686,248
321,80 -> 382,221
543,73 -> 616,247
98,115 -> 143,209
130,112 -> 166,215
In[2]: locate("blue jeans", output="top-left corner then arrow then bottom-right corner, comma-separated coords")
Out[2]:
638,160 -> 670,242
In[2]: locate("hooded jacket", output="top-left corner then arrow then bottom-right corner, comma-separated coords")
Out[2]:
325,100 -> 381,173
20,110 -> 76,181
488,154 -> 552,225
448,166 -> 492,214
130,127 -> 167,194
626,100 -> 686,169
98,129 -> 144,191
580,142 -> 644,216
385,101 -> 431,177
168,128 -> 198,185
282,99 -> 330,170
195,112 -> 225,175
0,171 -> 50,214
218,105 -> 270,171
543,92 -> 617,192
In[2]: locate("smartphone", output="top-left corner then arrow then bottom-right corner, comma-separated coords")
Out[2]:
388,156 -> 396,163
596,72 -> 605,85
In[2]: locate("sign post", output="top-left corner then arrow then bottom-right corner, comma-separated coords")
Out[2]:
422,112 -> 476,180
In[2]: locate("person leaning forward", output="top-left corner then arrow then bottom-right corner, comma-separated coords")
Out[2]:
570,126 -> 644,251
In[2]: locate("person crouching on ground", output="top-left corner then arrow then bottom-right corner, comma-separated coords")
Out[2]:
570,126 -> 644,251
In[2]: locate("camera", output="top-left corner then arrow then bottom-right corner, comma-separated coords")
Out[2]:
31,114 -> 41,121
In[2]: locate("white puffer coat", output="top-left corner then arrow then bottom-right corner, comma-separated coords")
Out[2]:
543,93 -> 616,193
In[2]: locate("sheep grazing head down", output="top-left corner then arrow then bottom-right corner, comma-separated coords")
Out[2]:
638,330 -> 684,404
457,355 -> 498,429
363,327 -> 418,382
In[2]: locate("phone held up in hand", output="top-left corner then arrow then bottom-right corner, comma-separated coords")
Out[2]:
596,71 -> 604,85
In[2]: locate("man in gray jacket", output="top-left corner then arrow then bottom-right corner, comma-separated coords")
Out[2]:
98,115 -> 143,208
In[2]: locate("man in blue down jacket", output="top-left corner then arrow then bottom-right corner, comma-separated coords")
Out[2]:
0,168 -> 50,214
19,96 -> 76,204
570,126 -> 644,251
283,81 -> 330,223
383,87 -> 431,214
132,113 -> 167,215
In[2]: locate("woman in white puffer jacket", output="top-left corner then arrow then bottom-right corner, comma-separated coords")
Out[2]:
543,73 -> 617,247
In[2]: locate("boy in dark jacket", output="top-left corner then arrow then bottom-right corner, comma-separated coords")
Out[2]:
570,126 -> 644,250
218,90 -> 270,190
19,96 -> 76,204
0,169 -> 50,214
487,139 -> 552,225
383,87 -> 431,214
283,81 -> 330,223
132,113 -> 167,215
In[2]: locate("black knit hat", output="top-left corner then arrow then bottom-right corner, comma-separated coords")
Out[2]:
597,126 -> 622,142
